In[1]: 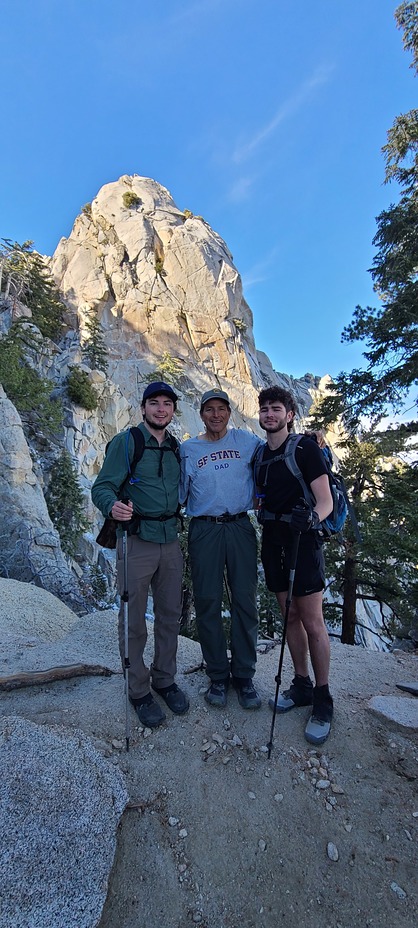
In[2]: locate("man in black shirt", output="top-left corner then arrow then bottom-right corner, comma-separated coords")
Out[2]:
257,386 -> 334,745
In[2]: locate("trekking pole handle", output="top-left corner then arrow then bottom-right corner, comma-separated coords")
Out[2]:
112,497 -> 133,524
286,528 -> 301,605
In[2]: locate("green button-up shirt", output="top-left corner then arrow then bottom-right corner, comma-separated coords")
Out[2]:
91,423 -> 180,543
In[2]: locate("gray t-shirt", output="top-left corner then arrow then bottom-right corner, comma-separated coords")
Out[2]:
180,428 -> 262,517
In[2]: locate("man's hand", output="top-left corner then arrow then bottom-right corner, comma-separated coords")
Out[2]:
111,499 -> 133,522
290,506 -> 321,533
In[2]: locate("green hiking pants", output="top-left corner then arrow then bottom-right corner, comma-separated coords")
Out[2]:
188,516 -> 258,680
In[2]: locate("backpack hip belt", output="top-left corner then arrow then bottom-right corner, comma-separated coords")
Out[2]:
194,511 -> 247,523
136,511 -> 178,522
256,508 -> 292,525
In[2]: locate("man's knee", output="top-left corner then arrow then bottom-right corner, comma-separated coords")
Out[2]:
301,611 -> 326,638
194,595 -> 222,618
291,595 -> 325,632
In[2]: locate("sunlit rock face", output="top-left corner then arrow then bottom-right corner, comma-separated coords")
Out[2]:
1,174 -> 331,596
50,174 -> 318,448
0,386 -> 83,610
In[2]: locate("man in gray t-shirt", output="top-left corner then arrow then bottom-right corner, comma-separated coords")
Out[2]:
180,388 -> 262,710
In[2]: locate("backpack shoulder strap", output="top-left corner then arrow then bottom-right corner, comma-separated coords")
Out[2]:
282,433 -> 303,477
252,441 -> 268,487
251,441 -> 266,469
126,428 -> 181,483
129,426 -> 145,473
127,427 -> 180,470
119,426 -> 145,488
166,431 -> 181,465
283,433 -> 316,507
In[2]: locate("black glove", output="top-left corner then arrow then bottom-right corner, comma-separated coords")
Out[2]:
290,506 -> 321,533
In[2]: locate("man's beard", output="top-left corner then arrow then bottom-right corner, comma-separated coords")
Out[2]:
144,414 -> 166,431
262,415 -> 288,433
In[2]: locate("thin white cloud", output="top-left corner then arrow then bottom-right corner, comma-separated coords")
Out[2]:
233,64 -> 334,164
242,246 -> 281,289
227,176 -> 254,203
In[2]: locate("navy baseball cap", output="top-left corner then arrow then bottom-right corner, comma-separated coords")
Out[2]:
142,381 -> 178,405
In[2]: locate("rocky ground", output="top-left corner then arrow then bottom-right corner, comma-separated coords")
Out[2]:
0,581 -> 417,928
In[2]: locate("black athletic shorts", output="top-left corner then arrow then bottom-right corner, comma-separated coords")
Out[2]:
261,529 -> 325,597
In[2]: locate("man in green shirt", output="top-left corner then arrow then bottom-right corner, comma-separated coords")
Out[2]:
91,381 -> 189,728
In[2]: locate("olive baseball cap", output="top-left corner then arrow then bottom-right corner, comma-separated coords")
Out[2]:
200,388 -> 231,411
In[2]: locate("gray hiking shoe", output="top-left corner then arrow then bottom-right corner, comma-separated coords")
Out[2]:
305,685 -> 333,745
205,678 -> 229,708
232,677 -> 261,710
268,674 -> 313,713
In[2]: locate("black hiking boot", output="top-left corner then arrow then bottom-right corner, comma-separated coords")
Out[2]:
130,693 -> 166,729
232,677 -> 262,709
305,685 -> 334,745
153,683 -> 189,715
268,674 -> 313,713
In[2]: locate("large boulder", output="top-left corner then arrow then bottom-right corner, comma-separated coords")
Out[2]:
0,717 -> 128,928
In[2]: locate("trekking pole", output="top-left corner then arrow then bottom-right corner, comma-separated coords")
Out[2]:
223,570 -> 232,611
267,529 -> 301,759
223,570 -> 234,653
121,527 -> 131,752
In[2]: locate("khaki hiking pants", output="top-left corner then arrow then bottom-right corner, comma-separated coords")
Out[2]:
116,535 -> 183,701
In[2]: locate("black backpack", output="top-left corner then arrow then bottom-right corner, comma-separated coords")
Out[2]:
95,426 -> 181,548
253,433 -> 361,542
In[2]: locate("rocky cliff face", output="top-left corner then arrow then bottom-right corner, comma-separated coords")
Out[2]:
0,386 -> 84,610
1,174 -> 327,597
50,175 -> 320,443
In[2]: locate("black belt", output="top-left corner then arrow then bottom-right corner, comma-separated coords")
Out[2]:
194,512 -> 247,523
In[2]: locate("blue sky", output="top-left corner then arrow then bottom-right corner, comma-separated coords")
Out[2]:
1,0 -> 416,380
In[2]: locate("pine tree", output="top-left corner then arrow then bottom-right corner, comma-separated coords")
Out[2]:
322,432 -> 418,644
46,451 -> 88,558
81,308 -> 108,372
0,324 -> 63,438
319,2 -> 418,432
0,239 -> 64,340
310,4 -> 418,644
66,367 -> 98,410
144,352 -> 183,385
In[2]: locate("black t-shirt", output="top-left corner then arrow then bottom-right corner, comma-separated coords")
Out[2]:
258,434 -> 327,514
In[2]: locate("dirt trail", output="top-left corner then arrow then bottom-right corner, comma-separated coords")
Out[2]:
1,599 -> 417,928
